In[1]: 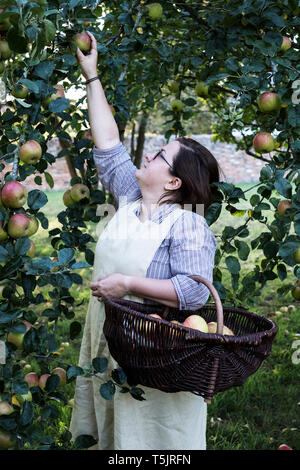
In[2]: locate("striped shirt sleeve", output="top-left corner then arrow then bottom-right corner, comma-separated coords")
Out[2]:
93,141 -> 142,205
169,211 -> 217,311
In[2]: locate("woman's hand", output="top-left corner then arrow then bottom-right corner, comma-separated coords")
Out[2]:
90,273 -> 131,300
76,31 -> 98,80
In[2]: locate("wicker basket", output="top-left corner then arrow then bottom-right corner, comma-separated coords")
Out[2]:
103,275 -> 278,402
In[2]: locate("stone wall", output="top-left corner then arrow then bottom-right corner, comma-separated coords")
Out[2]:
2,134 -> 269,191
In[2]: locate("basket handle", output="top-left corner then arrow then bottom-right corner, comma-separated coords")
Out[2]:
163,274 -> 224,334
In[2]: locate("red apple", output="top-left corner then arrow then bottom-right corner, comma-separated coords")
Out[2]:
278,444 -> 293,450
70,183 -> 90,202
24,372 -> 39,388
1,181 -> 27,208
44,84 -> 65,106
280,36 -> 291,52
73,32 -> 91,52
183,315 -> 208,332
19,140 -> 42,165
0,401 -> 14,416
51,367 -> 67,386
253,132 -> 275,153
39,373 -> 51,390
257,92 -> 281,113
277,200 -> 292,216
7,213 -> 31,239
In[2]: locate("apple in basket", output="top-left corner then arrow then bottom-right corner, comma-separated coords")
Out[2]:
207,321 -> 234,336
141,313 -> 162,333
182,315 -> 208,333
170,320 -> 181,325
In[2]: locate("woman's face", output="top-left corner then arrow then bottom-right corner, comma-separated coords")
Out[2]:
135,140 -> 181,192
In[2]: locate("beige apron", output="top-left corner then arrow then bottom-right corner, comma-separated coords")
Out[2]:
69,197 -> 207,450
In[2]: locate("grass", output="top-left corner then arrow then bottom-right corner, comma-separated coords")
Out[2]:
23,184 -> 300,450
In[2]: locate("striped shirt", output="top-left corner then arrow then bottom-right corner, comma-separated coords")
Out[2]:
93,141 -> 217,311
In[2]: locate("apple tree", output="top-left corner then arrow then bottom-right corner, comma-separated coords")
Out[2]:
0,0 -> 299,450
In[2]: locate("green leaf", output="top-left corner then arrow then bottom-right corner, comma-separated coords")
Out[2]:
7,28 -> 29,53
235,240 -> 250,261
277,264 -> 287,281
33,61 -> 55,80
225,256 -> 241,274
44,19 -> 56,43
49,97 -> 70,113
58,248 -> 75,265
111,367 -> 127,385
263,241 -> 279,259
45,374 -> 60,393
0,246 -> 9,262
92,357 -> 108,374
67,366 -> 84,380
100,381 -> 115,400
74,435 -> 98,450
15,237 -> 31,256
44,172 -> 54,189
27,190 -> 48,210
129,386 -> 146,401
20,401 -> 34,427
274,176 -> 292,198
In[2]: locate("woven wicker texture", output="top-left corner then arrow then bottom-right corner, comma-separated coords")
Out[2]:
103,275 -> 278,402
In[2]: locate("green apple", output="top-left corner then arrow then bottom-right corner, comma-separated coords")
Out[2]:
26,239 -> 36,258
7,321 -> 32,349
73,32 -> 91,52
281,36 -> 291,52
63,189 -> 75,207
147,3 -> 163,20
27,215 -> 39,236
0,39 -> 11,59
167,80 -> 179,93
171,99 -> 184,112
195,81 -> 209,98
70,183 -> 90,203
11,84 -> 29,99
0,221 -> 8,241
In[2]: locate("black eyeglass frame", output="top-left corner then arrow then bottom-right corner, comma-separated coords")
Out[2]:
153,149 -> 175,172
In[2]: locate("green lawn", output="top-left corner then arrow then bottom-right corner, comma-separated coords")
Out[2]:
25,184 -> 300,450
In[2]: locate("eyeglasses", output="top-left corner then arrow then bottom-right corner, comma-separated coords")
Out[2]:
153,149 -> 174,171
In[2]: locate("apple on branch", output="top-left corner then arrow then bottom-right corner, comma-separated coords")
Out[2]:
0,39 -> 12,59
51,367 -> 67,386
280,36 -> 292,52
24,372 -> 39,388
39,373 -> 51,390
0,429 -> 16,450
44,84 -> 65,106
195,81 -> 209,98
7,321 -> 32,350
1,180 -> 27,208
257,92 -> 281,113
26,239 -> 36,258
277,200 -> 292,216
171,99 -> 184,113
146,3 -> 163,20
26,215 -> 39,236
11,84 -> 29,99
0,401 -> 14,416
7,213 -> 31,239
70,183 -> 90,203
19,140 -> 42,165
253,132 -> 275,153
0,221 -> 8,241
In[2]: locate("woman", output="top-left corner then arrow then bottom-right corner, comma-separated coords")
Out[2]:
69,31 -> 221,451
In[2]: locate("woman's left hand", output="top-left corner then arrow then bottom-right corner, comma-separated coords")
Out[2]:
90,273 -> 131,300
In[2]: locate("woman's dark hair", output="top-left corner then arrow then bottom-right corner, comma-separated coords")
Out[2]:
157,137 -> 223,215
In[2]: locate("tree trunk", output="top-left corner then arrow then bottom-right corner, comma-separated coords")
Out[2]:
64,154 -> 78,179
130,120 -> 136,157
134,110 -> 149,168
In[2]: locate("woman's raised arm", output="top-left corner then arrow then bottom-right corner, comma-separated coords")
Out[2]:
76,31 -> 120,149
